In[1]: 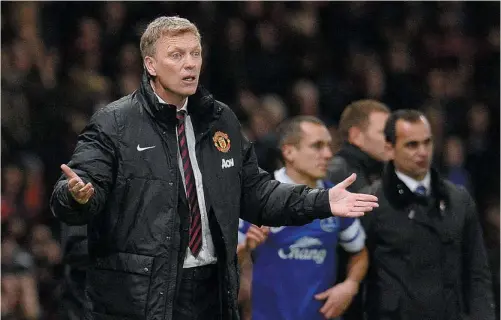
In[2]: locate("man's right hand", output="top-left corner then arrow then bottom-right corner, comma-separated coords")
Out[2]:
61,164 -> 95,204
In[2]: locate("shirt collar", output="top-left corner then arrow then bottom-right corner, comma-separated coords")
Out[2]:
274,167 -> 325,188
395,170 -> 431,194
154,91 -> 189,113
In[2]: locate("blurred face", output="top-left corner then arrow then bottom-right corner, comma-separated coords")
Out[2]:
3,165 -> 24,195
357,111 -> 389,162
469,104 -> 490,134
387,117 -> 433,180
8,217 -> 27,241
444,136 -> 464,167
284,122 -> 333,181
145,32 -> 202,105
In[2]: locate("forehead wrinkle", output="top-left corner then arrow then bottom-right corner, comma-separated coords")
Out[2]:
158,34 -> 201,49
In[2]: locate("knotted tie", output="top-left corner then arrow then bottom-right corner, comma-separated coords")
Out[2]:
176,110 -> 202,256
414,185 -> 427,196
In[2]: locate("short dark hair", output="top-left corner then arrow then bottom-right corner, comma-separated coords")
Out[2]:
276,116 -> 326,148
384,109 -> 427,145
338,99 -> 390,141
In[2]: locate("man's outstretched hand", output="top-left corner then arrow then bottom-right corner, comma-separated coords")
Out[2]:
61,164 -> 94,205
329,173 -> 378,217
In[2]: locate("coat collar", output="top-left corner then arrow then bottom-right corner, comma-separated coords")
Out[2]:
336,143 -> 384,178
137,71 -> 220,126
382,161 -> 449,209
273,167 -> 325,188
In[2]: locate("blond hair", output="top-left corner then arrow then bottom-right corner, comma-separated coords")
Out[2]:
338,99 -> 390,141
140,16 -> 201,59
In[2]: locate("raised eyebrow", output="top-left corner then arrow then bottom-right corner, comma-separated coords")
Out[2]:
405,137 -> 432,145
404,140 -> 419,146
310,140 -> 331,146
168,46 -> 201,52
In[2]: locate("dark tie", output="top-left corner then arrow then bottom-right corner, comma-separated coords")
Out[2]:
176,110 -> 202,256
414,185 -> 427,196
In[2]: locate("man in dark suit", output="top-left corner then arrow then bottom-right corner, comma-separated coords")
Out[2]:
362,109 -> 495,320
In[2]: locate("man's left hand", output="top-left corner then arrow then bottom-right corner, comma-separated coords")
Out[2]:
329,173 -> 378,217
314,280 -> 359,319
244,225 -> 270,251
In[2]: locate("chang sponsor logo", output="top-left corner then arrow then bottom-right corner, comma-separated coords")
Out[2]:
278,236 -> 327,264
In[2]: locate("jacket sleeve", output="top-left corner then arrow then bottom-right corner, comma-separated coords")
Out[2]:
50,109 -> 117,226
60,224 -> 89,269
239,135 -> 332,227
460,188 -> 496,320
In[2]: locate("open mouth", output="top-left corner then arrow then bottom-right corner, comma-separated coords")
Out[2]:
182,76 -> 196,82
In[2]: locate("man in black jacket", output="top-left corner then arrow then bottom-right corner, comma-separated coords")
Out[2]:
328,99 -> 390,190
327,99 -> 390,320
362,109 -> 495,320
50,16 -> 378,320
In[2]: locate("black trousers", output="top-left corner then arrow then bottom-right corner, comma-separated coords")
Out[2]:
173,264 -> 221,320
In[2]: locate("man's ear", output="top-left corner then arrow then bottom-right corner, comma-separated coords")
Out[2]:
281,144 -> 295,163
385,141 -> 394,160
144,57 -> 157,77
348,126 -> 363,147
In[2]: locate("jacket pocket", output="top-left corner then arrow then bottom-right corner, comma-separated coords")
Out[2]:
88,252 -> 154,318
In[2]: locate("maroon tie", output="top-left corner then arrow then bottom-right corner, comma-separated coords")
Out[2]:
176,110 -> 202,256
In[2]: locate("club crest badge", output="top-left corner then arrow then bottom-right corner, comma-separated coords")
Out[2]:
320,217 -> 338,232
213,131 -> 231,153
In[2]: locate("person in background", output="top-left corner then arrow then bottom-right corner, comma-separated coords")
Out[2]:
328,99 -> 390,189
239,116 -> 368,320
362,109 -> 495,320
328,99 -> 390,320
236,223 -> 269,320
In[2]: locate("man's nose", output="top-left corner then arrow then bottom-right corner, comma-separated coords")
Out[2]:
184,55 -> 196,69
323,146 -> 333,159
417,144 -> 429,157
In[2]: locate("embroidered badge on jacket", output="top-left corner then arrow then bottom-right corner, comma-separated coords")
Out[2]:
213,131 -> 231,153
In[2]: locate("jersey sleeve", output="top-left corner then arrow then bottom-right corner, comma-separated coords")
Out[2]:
238,218 -> 251,244
338,218 -> 366,253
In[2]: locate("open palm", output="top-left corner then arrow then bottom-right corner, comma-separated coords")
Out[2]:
329,173 -> 378,217
61,164 -> 95,204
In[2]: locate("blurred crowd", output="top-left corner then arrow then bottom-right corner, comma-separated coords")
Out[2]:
1,2 -> 499,319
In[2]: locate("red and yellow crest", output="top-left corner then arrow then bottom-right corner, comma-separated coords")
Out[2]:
213,131 -> 231,153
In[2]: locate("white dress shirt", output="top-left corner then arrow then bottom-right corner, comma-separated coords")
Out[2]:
395,170 -> 431,195
155,93 -> 217,268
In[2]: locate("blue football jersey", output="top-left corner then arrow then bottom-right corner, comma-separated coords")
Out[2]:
238,168 -> 366,320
